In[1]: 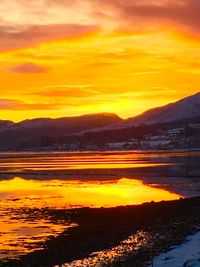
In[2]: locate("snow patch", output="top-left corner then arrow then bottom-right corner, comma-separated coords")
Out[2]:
151,231 -> 200,267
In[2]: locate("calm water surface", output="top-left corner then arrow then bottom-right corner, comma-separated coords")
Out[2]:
0,151 -> 200,261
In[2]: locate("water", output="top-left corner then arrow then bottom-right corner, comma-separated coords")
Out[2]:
0,151 -> 200,261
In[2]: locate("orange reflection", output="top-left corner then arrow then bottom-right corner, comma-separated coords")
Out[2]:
0,217 -> 70,260
0,177 -> 180,209
0,176 -> 180,260
0,152 -> 171,172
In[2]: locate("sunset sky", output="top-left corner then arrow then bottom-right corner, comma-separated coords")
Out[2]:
1,0 -> 200,122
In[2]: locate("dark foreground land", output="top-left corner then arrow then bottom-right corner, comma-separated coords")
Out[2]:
2,197 -> 200,267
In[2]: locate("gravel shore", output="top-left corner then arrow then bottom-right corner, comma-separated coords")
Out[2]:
2,197 -> 200,267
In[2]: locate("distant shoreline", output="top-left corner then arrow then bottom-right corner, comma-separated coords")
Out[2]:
0,148 -> 200,153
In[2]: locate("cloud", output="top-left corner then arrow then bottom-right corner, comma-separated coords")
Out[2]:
27,84 -> 99,98
91,0 -> 200,34
9,62 -> 49,73
0,99 -> 76,110
1,0 -> 200,52
39,89 -> 99,98
0,24 -> 98,51
0,0 -> 94,27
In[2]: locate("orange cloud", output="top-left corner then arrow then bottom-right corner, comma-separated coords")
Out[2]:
0,24 -> 98,51
0,99 -> 77,110
1,0 -> 200,52
37,87 -> 99,98
90,0 -> 200,34
9,63 -> 49,73
1,0 -> 200,122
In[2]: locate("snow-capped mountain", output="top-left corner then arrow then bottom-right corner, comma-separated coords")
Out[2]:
1,92 -> 200,150
89,92 -> 200,132
125,92 -> 200,126
94,92 -> 200,131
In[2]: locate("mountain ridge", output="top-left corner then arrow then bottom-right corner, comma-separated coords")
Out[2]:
88,92 -> 200,132
1,92 -> 200,128
0,92 -> 200,150
0,113 -> 122,126
126,92 -> 200,126
0,113 -> 123,150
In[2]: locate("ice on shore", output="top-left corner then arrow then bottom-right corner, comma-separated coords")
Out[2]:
152,231 -> 200,267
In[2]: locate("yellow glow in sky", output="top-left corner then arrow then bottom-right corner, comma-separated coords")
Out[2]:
0,0 -> 200,121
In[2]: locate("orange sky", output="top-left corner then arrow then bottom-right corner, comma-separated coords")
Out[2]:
0,0 -> 200,122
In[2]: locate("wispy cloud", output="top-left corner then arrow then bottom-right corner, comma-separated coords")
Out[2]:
91,0 -> 200,34
0,0 -> 200,51
1,0 -> 200,121
9,62 -> 49,73
0,99 -> 77,110
30,84 -> 99,98
0,24 -> 98,51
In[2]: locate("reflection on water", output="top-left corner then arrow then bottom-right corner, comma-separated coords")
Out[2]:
0,209 -> 71,260
0,151 -> 200,262
0,176 -> 180,261
0,152 -> 168,171
0,177 -> 180,209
